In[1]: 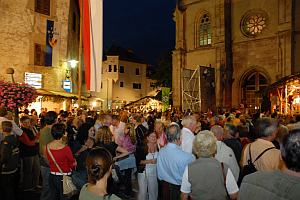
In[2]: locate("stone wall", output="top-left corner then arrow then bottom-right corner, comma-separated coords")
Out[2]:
0,0 -> 74,92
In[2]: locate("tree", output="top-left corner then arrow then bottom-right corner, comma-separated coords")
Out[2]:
151,51 -> 172,88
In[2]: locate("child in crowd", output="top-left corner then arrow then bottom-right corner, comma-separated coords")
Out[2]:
0,121 -> 20,200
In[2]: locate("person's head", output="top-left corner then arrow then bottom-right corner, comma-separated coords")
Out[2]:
132,114 -> 142,125
111,115 -> 120,126
124,123 -> 133,136
154,121 -> 164,135
20,115 -> 31,129
45,111 -> 58,125
0,107 -> 8,117
51,123 -> 66,140
281,129 -> 300,172
193,130 -> 217,158
237,125 -> 249,138
255,117 -> 278,140
276,124 -> 289,144
2,121 -> 12,135
224,123 -> 238,139
86,147 -> 113,184
210,125 -> 224,141
31,109 -> 37,116
96,126 -> 113,145
102,114 -> 112,126
23,109 -> 29,115
182,115 -> 197,132
147,132 -> 157,144
166,122 -> 181,144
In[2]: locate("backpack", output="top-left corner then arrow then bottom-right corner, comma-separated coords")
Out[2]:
239,144 -> 275,185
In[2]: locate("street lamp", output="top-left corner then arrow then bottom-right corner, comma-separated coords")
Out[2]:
6,67 -> 15,83
68,59 -> 79,69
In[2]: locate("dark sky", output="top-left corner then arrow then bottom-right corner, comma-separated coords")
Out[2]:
103,0 -> 177,64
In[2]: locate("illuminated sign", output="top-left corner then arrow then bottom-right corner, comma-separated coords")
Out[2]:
63,80 -> 72,92
24,72 -> 42,89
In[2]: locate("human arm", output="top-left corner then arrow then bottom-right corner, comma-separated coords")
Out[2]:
19,132 -> 38,146
180,166 -> 191,200
114,146 -> 129,160
226,168 -> 239,200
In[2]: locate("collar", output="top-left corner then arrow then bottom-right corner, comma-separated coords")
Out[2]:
167,143 -> 179,149
256,138 -> 276,147
182,127 -> 193,134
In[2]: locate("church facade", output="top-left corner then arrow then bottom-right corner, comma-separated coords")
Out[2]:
172,0 -> 300,113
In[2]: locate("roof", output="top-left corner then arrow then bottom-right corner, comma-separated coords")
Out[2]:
268,73 -> 300,91
36,89 -> 88,100
104,44 -> 145,63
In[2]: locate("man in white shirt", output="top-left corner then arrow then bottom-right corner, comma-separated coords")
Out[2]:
110,114 -> 125,143
211,125 -> 240,181
181,115 -> 197,154
0,107 -> 23,142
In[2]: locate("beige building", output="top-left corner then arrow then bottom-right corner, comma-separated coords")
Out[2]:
0,0 -> 81,113
96,46 -> 156,110
173,0 -> 300,113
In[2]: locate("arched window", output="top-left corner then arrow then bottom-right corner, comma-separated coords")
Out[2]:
242,72 -> 269,113
198,14 -> 212,47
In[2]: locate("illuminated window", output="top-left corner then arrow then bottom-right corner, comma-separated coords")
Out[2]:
198,14 -> 212,46
241,10 -> 267,37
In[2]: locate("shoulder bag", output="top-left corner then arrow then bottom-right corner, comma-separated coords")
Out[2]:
47,145 -> 77,197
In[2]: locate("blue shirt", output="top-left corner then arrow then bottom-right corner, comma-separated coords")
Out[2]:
157,143 -> 195,185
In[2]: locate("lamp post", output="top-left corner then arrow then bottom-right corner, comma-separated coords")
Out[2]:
6,68 -> 15,83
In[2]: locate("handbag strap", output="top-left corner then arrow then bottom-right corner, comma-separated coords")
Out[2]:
253,146 -> 275,163
47,145 -> 63,173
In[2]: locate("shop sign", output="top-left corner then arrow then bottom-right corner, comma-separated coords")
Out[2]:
63,80 -> 72,92
24,72 -> 42,89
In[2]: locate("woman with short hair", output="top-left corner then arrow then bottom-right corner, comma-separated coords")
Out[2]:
46,123 -> 76,200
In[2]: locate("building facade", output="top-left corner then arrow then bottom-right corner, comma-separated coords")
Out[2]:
173,0 -> 300,113
0,0 -> 81,112
97,47 -> 156,110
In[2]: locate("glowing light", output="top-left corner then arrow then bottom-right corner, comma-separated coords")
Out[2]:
68,60 -> 78,68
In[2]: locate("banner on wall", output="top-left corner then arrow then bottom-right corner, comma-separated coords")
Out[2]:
45,20 -> 57,66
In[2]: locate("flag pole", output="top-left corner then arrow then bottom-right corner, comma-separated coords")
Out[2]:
78,0 -> 83,106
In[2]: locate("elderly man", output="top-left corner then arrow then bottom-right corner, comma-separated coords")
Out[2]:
181,115 -> 197,154
157,123 -> 195,200
211,125 -> 240,181
239,129 -> 300,199
241,118 -> 281,172
181,130 -> 239,200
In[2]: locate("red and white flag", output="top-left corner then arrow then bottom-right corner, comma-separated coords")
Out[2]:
80,0 -> 103,92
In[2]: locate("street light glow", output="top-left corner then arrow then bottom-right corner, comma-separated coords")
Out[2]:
68,59 -> 78,68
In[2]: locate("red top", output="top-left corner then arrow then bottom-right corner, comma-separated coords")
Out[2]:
46,145 -> 76,173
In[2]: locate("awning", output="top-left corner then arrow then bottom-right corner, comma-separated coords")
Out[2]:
36,89 -> 88,100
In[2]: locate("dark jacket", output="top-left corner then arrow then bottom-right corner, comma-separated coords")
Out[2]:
0,135 -> 19,174
19,127 -> 39,157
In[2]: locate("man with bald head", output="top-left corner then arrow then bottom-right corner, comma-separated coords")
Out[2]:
211,125 -> 240,181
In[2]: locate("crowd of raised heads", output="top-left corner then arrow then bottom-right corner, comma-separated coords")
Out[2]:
0,106 -> 300,200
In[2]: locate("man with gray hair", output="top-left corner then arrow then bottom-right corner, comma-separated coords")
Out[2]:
181,115 -> 197,154
157,123 -> 195,200
211,125 -> 240,181
239,129 -> 300,199
241,117 -> 280,171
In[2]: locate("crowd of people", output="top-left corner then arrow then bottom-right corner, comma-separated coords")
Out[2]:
0,106 -> 299,200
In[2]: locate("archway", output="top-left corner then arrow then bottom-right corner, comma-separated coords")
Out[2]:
241,71 -> 269,114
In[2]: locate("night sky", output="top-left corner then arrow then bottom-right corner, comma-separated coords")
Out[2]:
103,0 -> 177,64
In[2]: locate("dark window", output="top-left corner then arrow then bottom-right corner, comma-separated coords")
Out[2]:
108,65 -> 112,72
72,12 -> 76,32
119,66 -> 124,73
133,83 -> 141,89
136,68 -> 140,75
114,65 -> 117,72
35,0 -> 50,15
120,82 -> 124,87
101,82 -> 103,89
34,43 -> 45,66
